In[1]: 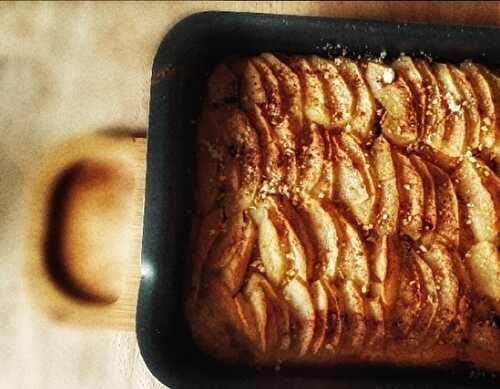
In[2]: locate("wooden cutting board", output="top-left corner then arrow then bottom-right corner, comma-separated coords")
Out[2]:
3,2 -> 499,389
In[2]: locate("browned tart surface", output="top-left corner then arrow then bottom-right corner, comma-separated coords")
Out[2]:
186,53 -> 500,372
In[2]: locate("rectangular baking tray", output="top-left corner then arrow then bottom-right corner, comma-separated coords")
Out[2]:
138,11 -> 500,389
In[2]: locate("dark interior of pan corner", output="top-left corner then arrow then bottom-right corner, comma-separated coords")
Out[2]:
138,11 -> 500,388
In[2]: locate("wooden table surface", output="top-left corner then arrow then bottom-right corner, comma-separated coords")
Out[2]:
1,2 -> 499,388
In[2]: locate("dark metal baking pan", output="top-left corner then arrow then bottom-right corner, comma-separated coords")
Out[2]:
138,11 -> 500,389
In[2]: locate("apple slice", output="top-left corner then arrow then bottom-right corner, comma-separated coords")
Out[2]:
370,135 -> 399,236
460,62 -> 496,150
287,56 -> 331,128
369,235 -> 400,311
297,196 -> 339,280
253,54 -> 300,189
465,242 -> 500,312
409,154 -> 437,232
421,243 -> 459,349
363,298 -> 385,353
337,132 -> 377,223
282,277 -> 316,357
449,65 -> 481,150
238,60 -> 283,190
393,151 -> 425,241
311,128 -> 334,200
391,243 -> 423,338
296,122 -> 325,195
205,212 -> 257,294
331,136 -> 374,228
408,251 -> 439,342
421,161 -> 459,249
326,206 -> 370,294
475,160 -> 500,230
260,53 -> 303,132
309,55 -> 354,128
278,198 -> 316,278
233,293 -> 263,355
251,57 -> 282,125
252,273 -> 293,354
191,278 -> 260,361
432,63 -> 467,157
392,55 -> 427,132
250,202 -> 287,287
414,59 -> 447,151
338,280 -> 367,355
453,159 -> 497,243
309,280 -> 329,354
321,280 -> 344,354
243,273 -> 277,354
365,61 -> 418,146
337,59 -> 376,141
190,209 -> 224,298
475,64 -> 500,152
267,198 -> 310,281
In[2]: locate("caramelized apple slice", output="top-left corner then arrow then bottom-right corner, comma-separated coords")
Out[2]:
252,55 -> 299,189
310,280 -> 329,353
297,196 -> 339,280
282,277 -> 316,356
415,59 -> 447,150
287,56 -> 331,128
234,293 -> 263,354
421,161 -> 459,249
365,61 -> 418,146
369,236 -> 400,311
465,242 -> 500,311
251,57 -> 282,124
453,159 -> 497,243
257,274 -> 293,353
370,136 -> 399,235
309,55 -> 354,128
238,60 -> 282,190
331,136 -> 373,227
460,62 -> 496,150
250,202 -> 287,287
391,244 -> 423,338
409,251 -> 439,341
260,53 -> 303,132
409,154 -> 437,232
449,65 -> 481,150
339,280 -> 367,355
392,55 -> 427,131
192,278 -> 260,361
243,273 -> 276,353
198,68 -> 261,215
321,280 -> 343,353
432,63 -> 467,157
278,198 -> 316,278
393,151 -> 425,241
297,122 -> 325,194
363,298 -> 385,353
421,243 -> 459,348
328,207 -> 370,293
475,64 -> 500,154
312,128 -> 334,200
190,209 -> 224,298
205,212 -> 257,294
337,59 -> 376,140
337,132 -> 377,222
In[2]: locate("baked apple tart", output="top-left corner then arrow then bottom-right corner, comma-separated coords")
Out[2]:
186,53 -> 500,372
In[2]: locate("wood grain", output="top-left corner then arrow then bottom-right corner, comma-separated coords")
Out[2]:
1,2 -> 498,389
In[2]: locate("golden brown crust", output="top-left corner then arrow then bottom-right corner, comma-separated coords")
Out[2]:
187,55 -> 500,372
